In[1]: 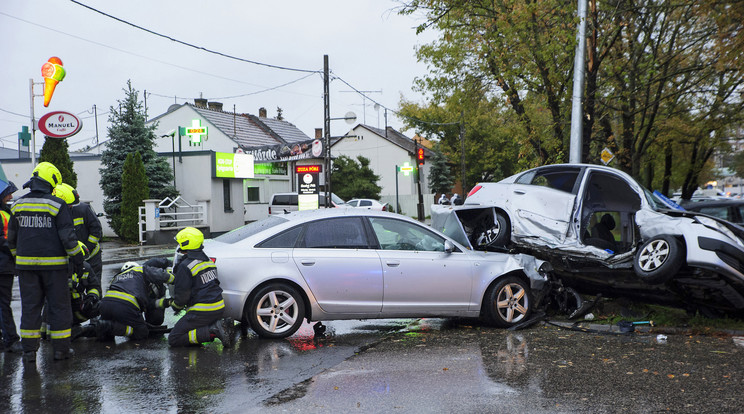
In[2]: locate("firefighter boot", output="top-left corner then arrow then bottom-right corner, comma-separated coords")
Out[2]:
209,318 -> 235,348
96,320 -> 114,341
53,348 -> 74,361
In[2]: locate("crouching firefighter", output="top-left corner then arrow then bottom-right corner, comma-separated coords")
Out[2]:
86,260 -> 174,341
168,227 -> 234,348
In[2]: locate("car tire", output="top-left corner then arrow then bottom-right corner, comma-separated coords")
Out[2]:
633,235 -> 683,285
246,283 -> 305,339
477,212 -> 511,248
482,276 -> 532,328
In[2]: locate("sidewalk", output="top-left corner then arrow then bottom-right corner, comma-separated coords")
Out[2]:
100,239 -> 176,265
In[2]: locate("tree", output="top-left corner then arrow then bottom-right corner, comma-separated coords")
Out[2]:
100,80 -> 176,237
734,150 -> 744,179
330,155 -> 382,200
39,136 -> 77,188
119,151 -> 149,243
399,0 -> 744,197
427,144 -> 454,195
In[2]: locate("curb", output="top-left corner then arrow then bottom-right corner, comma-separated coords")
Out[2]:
547,320 -> 744,337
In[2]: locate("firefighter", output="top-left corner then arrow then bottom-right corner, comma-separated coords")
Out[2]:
0,181 -> 22,353
92,260 -> 174,341
66,184 -> 103,280
7,162 -> 86,363
168,227 -> 234,348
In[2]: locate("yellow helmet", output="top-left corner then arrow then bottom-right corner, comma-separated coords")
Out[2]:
32,162 -> 62,188
53,183 -> 75,204
175,227 -> 204,250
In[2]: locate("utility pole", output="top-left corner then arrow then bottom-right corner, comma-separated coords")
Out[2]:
569,0 -> 588,164
323,55 -> 332,208
460,111 -> 466,194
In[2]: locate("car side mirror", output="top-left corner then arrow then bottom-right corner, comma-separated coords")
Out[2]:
444,240 -> 455,253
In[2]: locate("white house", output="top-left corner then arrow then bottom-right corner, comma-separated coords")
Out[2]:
333,124 -> 435,216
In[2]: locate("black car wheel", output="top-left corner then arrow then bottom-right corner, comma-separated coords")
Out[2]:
633,235 -> 683,284
477,212 -> 511,248
482,276 -> 532,328
246,283 -> 305,339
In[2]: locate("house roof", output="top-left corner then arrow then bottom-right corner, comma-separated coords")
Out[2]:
345,125 -> 434,157
148,103 -> 312,149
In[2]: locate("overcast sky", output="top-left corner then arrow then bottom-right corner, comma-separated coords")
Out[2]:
0,0 -> 437,152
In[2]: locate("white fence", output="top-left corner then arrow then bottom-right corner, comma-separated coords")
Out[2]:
138,196 -> 207,244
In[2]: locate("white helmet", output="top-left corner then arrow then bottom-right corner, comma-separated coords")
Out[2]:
120,261 -> 139,273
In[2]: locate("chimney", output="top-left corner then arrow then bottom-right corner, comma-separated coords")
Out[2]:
315,128 -> 323,139
194,98 -> 208,108
207,101 -> 223,111
259,107 -> 267,118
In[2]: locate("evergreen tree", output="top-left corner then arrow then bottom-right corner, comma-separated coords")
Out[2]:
100,80 -> 176,237
39,136 -> 77,187
330,155 -> 382,200
120,151 -> 149,243
427,144 -> 454,196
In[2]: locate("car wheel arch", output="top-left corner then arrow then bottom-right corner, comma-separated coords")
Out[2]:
479,271 -> 533,327
244,278 -> 313,324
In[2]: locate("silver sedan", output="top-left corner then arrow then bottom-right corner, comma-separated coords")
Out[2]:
203,209 -> 551,339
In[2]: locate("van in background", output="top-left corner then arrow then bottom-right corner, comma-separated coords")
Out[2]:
269,192 -> 346,215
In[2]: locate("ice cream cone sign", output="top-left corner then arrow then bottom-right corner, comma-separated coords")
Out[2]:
41,57 -> 66,107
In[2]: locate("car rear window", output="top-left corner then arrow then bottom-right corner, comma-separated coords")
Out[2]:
516,168 -> 580,194
214,216 -> 288,244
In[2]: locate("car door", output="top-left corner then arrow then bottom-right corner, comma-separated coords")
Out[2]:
292,217 -> 383,313
367,217 -> 474,315
507,167 -> 581,242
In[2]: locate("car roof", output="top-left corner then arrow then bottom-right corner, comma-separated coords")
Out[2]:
275,207 -> 407,221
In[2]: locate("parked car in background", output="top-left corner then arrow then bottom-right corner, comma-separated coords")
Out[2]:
431,163 -> 744,316
202,209 -> 552,338
269,192 -> 346,215
680,199 -> 744,226
346,198 -> 389,211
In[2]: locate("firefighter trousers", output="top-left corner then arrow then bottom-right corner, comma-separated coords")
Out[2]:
18,268 -> 72,353
168,309 -> 223,347
99,297 -> 164,340
0,274 -> 20,347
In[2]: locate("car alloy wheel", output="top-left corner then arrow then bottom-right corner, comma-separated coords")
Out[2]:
633,234 -> 683,285
247,283 -> 305,339
483,276 -> 532,328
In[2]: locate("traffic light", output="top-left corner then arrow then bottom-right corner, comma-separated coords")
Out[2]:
417,147 -> 425,165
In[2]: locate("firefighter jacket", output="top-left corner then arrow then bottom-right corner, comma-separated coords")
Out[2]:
7,177 -> 84,271
172,249 -> 224,313
105,264 -> 174,311
70,202 -> 102,259
0,202 -> 15,274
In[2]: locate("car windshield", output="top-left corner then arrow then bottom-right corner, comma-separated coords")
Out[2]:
214,215 -> 288,243
642,187 -> 670,211
331,193 -> 346,205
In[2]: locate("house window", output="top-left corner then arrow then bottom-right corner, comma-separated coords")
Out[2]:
245,186 -> 260,202
223,179 -> 233,212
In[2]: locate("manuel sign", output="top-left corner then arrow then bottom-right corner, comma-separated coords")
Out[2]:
38,111 -> 82,138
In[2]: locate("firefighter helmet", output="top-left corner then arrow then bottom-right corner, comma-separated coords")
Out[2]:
120,261 -> 139,273
32,162 -> 62,188
175,227 -> 204,251
53,183 -> 75,204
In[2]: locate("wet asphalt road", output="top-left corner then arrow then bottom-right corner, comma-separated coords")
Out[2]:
1,253 -> 743,413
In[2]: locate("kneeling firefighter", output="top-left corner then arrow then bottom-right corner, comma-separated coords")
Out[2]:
89,259 -> 174,340
168,227 -> 234,348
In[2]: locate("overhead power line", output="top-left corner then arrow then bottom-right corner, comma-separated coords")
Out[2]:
70,0 -> 320,74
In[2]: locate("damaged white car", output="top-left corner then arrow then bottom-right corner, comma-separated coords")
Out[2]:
432,163 -> 744,316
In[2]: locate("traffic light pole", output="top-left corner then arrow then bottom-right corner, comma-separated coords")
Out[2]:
415,139 -> 424,222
